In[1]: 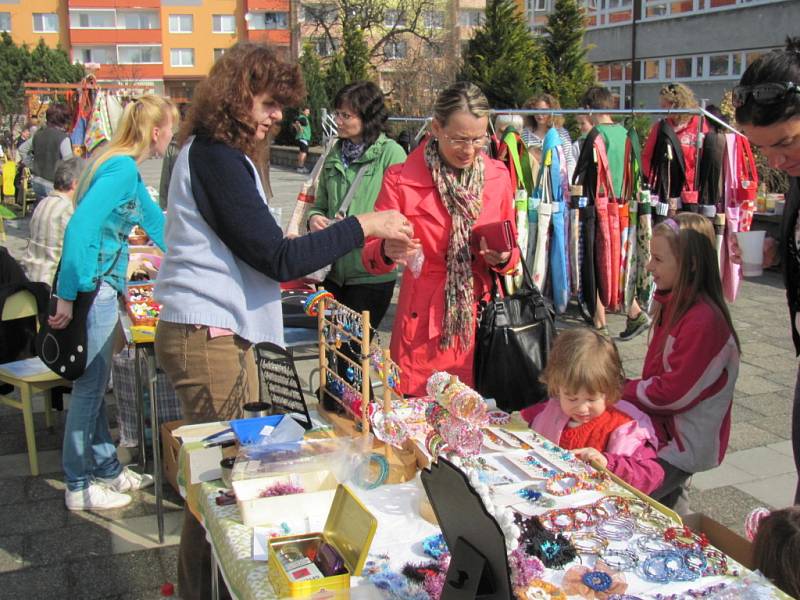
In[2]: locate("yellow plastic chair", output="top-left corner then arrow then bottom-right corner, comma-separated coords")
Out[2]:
0,290 -> 67,475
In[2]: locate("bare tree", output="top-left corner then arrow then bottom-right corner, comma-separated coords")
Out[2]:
302,0 -> 443,70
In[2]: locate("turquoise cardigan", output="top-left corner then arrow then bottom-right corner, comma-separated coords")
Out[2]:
58,155 -> 166,300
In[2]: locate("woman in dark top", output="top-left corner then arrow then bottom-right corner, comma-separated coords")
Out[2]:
153,42 -> 411,600
734,36 -> 800,505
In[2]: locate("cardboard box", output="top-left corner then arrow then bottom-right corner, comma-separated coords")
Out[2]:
683,513 -> 754,570
160,419 -> 185,494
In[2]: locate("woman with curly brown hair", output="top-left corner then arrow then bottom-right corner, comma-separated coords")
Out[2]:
153,42 -> 412,599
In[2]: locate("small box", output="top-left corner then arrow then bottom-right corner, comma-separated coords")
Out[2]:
233,470 -> 338,527
267,484 -> 377,598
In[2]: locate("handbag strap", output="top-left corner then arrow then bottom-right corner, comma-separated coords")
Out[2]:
737,137 -> 758,184
594,137 -> 616,203
335,163 -> 369,219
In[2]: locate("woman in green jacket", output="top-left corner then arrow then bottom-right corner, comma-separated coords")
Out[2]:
307,81 -> 406,329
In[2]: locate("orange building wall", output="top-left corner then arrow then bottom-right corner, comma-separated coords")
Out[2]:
1,0 -> 69,49
160,0 -> 238,80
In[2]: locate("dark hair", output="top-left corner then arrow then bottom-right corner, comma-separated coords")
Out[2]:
735,36 -> 800,126
581,86 -> 615,110
45,103 -> 72,129
753,507 -> 800,599
179,42 -> 305,160
53,157 -> 84,192
334,81 -> 389,147
704,104 -> 727,133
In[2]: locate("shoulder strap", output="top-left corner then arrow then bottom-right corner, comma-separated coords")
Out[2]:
336,163 -> 370,219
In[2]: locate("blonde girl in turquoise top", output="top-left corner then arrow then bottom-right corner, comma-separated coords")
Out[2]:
52,95 -> 177,511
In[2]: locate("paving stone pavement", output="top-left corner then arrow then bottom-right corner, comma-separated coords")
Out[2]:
0,158 -> 796,597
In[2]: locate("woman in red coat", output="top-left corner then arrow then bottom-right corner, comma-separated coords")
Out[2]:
362,82 -> 519,396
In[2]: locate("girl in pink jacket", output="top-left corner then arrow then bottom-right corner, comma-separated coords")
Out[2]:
521,328 -> 665,495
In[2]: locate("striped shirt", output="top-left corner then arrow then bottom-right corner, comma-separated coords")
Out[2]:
20,191 -> 74,286
522,126 -> 577,183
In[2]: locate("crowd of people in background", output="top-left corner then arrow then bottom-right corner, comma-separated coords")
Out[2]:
0,37 -> 798,600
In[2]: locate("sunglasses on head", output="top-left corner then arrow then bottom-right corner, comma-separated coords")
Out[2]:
732,81 -> 800,108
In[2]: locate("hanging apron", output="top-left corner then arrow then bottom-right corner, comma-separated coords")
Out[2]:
593,139 -> 617,310
545,129 -> 569,313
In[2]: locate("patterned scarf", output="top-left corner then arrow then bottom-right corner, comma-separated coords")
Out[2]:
425,139 -> 485,350
341,139 -> 366,168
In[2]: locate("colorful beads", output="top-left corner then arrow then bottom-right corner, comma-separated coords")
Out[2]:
302,289 -> 332,316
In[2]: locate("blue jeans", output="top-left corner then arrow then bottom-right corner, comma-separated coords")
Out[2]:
62,282 -> 123,491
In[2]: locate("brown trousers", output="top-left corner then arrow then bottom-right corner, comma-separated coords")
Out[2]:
155,321 -> 260,600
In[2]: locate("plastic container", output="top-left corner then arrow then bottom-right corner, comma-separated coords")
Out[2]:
737,230 -> 766,277
229,415 -> 285,445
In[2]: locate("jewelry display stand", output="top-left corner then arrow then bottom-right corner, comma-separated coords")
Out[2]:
313,294 -> 417,483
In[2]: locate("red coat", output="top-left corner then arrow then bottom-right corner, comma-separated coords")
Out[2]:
362,142 -> 518,396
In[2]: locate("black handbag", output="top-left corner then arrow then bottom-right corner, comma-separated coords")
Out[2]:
35,249 -> 122,381
474,257 -> 555,412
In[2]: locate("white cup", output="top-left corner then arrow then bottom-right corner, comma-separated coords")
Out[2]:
736,230 -> 766,277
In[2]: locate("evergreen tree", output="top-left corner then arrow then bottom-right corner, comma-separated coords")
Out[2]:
341,27 -> 370,82
459,0 -> 551,108
324,53 -> 350,106
0,33 -> 84,130
299,45 -> 330,145
542,0 -> 595,109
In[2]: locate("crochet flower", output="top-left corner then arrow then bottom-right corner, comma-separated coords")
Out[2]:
561,561 -> 627,599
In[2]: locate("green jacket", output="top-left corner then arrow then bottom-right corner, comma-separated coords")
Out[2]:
307,133 -> 406,285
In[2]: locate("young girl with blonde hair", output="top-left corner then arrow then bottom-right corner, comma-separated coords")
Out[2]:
623,212 -> 740,511
522,328 -> 664,494
51,95 -> 177,511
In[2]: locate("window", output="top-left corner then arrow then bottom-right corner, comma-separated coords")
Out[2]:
247,12 -> 288,29
695,56 -> 703,78
70,11 -> 115,29
674,57 -> 692,78
313,37 -> 338,57
642,59 -> 660,80
118,45 -> 161,64
170,48 -> 195,67
119,11 -> 159,29
645,2 -> 668,16
0,12 -> 9,32
423,10 -> 445,28
213,48 -> 226,62
384,40 -> 407,60
426,42 -> 444,58
33,13 -> 59,33
535,0 -> 548,9
304,4 -> 337,24
732,52 -> 742,76
169,14 -> 193,33
459,9 -> 484,26
73,46 -> 115,64
213,14 -> 236,33
384,9 -> 406,27
709,53 -> 730,77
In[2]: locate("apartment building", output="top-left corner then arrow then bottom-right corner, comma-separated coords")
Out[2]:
526,0 -> 799,109
0,0 -> 292,98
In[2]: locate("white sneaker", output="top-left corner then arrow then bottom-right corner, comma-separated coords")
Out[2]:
97,466 -> 154,492
65,483 -> 132,511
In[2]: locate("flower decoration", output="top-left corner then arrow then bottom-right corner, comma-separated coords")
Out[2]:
561,561 -> 627,599
514,579 -> 568,599
509,548 -> 545,588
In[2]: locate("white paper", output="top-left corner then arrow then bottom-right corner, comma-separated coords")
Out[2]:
188,446 -> 223,484
0,357 -> 52,378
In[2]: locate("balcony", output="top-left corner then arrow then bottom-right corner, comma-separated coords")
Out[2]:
70,28 -> 161,45
68,0 -> 161,8
246,29 -> 291,45
246,0 -> 290,10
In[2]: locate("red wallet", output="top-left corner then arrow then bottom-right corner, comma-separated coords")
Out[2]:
472,220 -> 515,253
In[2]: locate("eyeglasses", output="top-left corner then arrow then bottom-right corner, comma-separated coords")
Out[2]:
440,132 -> 488,150
732,82 -> 800,108
333,111 -> 356,121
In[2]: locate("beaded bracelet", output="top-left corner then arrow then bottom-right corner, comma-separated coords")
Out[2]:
640,548 -> 704,583
487,409 -> 510,426
593,495 -> 632,519
568,532 -> 608,555
303,289 -> 333,316
664,525 -> 709,550
596,516 -> 635,541
635,535 -> 675,554
653,582 -> 730,600
545,472 -> 582,496
601,548 -> 639,572
702,547 -> 737,577
525,454 -> 560,478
